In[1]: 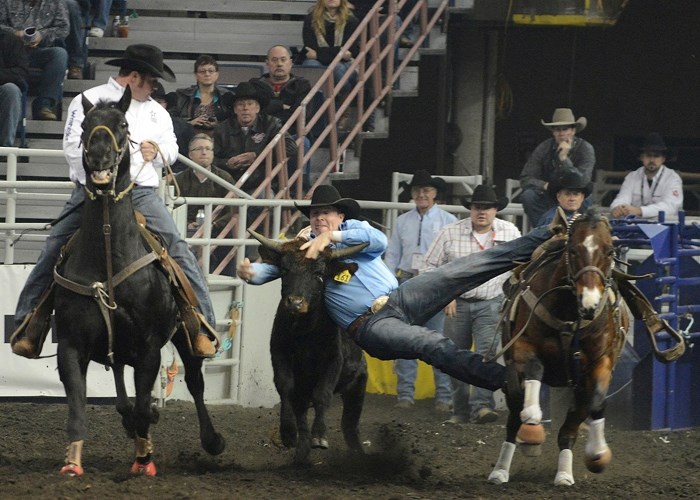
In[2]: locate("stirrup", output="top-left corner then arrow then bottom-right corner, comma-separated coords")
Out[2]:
10,311 -> 52,359
644,315 -> 686,363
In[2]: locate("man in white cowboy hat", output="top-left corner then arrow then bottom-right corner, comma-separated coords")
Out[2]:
12,44 -> 219,358
238,184 -> 556,394
610,132 -> 683,219
519,108 -> 595,227
212,81 -> 297,193
384,170 -> 456,413
423,185 -> 520,425
537,170 -> 594,226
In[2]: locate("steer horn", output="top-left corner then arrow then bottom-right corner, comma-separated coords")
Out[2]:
248,229 -> 284,253
330,242 -> 369,260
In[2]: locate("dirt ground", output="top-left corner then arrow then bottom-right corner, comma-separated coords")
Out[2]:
0,393 -> 697,499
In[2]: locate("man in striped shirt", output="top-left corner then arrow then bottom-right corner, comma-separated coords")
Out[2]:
423,185 -> 521,424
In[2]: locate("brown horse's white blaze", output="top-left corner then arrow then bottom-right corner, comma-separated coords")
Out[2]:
489,211 -> 627,487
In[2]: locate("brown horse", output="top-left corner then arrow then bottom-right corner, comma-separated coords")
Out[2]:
489,211 -> 628,486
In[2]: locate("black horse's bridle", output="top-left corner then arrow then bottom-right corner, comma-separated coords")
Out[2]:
82,122 -> 134,201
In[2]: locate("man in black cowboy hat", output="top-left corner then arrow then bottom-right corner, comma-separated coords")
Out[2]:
537,170 -> 594,226
424,185 -> 520,424
519,108 -> 595,225
385,170 -> 456,412
212,81 -> 296,192
610,133 -> 683,219
12,44 -> 219,358
238,184 -> 556,393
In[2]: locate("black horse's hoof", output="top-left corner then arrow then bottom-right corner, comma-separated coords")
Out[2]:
202,432 -> 226,456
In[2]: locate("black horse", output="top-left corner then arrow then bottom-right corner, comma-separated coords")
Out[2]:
52,87 -> 224,477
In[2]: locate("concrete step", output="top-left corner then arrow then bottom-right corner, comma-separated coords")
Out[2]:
127,0 -> 313,17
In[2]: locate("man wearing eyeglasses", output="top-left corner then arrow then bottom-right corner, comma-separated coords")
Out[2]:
12,44 -> 219,359
610,133 -> 683,219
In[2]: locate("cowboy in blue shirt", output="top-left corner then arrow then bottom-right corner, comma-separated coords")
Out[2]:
238,185 -> 553,390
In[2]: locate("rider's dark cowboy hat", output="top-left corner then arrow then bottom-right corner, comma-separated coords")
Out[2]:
295,185 -> 361,220
408,170 -> 447,192
462,185 -> 509,212
635,132 -> 669,154
546,170 -> 593,199
105,44 -> 176,82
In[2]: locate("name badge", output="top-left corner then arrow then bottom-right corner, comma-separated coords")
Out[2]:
411,253 -> 424,272
333,270 -> 352,283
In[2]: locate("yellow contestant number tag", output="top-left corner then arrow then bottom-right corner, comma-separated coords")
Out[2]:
333,270 -> 352,283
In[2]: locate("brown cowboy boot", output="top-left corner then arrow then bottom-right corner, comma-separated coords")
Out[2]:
10,286 -> 56,359
193,334 -> 216,357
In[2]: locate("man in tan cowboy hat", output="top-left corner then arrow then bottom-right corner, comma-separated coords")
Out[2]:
385,170 -> 456,413
212,81 -> 296,193
424,185 -> 520,425
610,132 -> 683,219
238,184 -> 557,396
519,108 -> 595,227
12,44 -> 219,358
537,170 -> 594,226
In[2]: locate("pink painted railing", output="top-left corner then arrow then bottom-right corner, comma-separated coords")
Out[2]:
198,0 -> 450,274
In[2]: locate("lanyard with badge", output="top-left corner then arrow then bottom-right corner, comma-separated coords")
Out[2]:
641,167 -> 664,205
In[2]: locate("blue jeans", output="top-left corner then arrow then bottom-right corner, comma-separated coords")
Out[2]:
301,58 -> 357,99
395,311 -> 452,403
443,296 -> 503,419
90,0 -> 112,29
351,226 -> 551,391
15,186 -> 215,329
0,83 -> 22,146
64,0 -> 87,68
28,47 -> 67,114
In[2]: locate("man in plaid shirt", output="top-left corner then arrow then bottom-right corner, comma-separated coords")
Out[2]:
423,185 -> 520,424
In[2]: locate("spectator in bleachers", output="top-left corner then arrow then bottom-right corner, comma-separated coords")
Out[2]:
168,55 -> 233,168
64,0 -> 88,80
251,45 -> 313,188
212,81 -> 296,194
87,0 -> 109,37
0,0 -> 69,120
518,108 -> 595,226
173,133 -> 236,274
0,30 -> 28,146
610,132 -> 683,219
301,0 -> 359,110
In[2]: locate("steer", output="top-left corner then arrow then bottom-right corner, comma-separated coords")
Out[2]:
251,231 -> 369,464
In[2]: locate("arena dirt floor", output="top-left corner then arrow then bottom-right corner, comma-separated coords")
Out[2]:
0,393 -> 697,499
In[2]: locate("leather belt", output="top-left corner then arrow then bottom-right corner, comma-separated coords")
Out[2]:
347,311 -> 372,337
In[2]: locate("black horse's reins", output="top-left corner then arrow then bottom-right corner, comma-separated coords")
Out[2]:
54,123 -> 158,364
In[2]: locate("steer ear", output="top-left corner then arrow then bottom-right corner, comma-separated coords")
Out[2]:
258,245 -> 282,266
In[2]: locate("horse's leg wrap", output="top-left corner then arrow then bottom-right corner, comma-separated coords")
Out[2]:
60,440 -> 84,476
554,449 -> 575,486
517,379 -> 545,446
10,284 -> 56,359
519,379 -> 543,424
135,435 -> 154,459
584,417 -> 612,473
488,441 -> 516,484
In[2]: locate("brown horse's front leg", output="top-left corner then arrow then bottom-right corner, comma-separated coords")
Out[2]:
583,356 -> 615,473
516,357 -> 546,450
